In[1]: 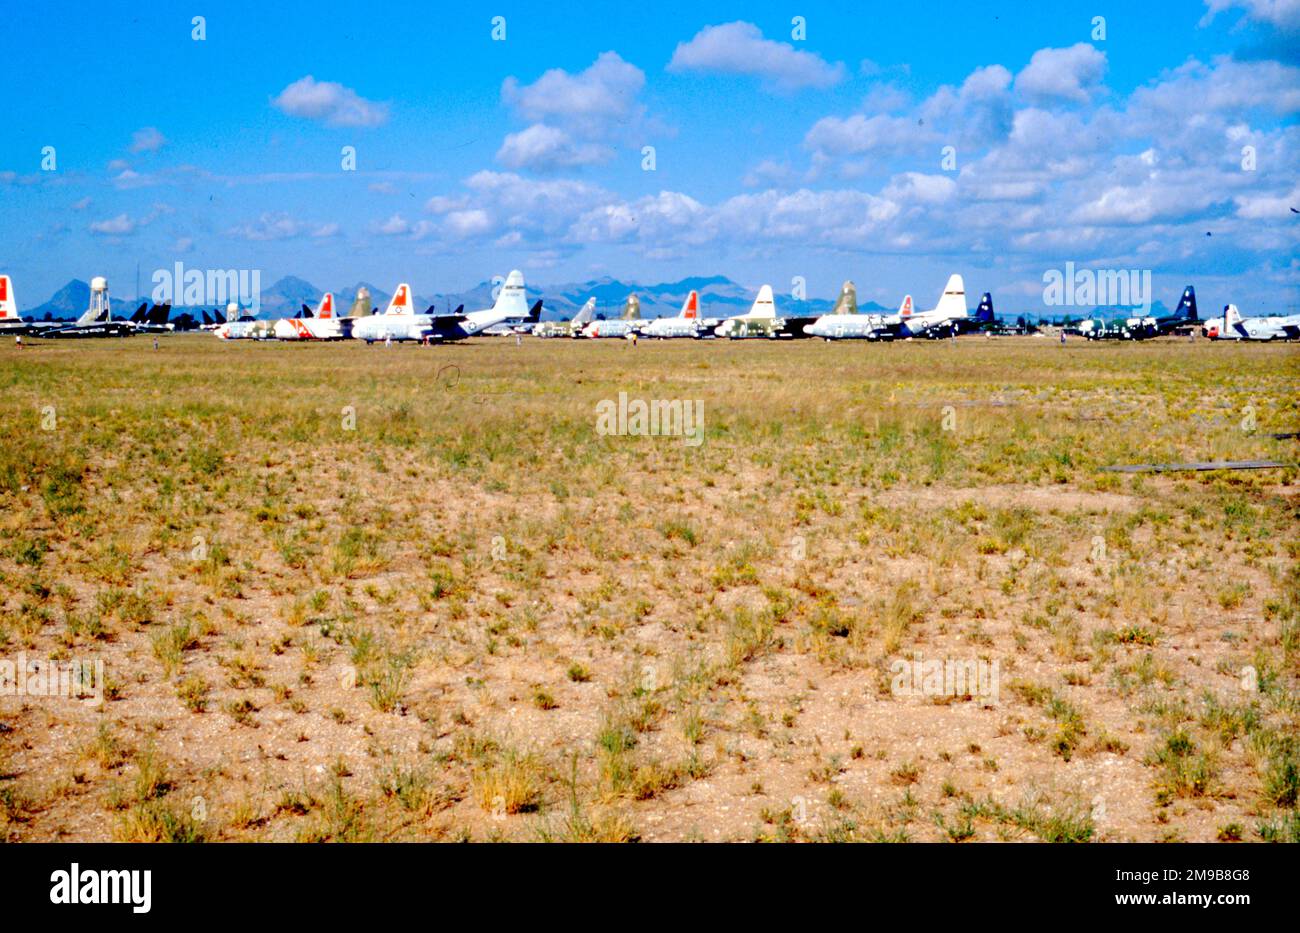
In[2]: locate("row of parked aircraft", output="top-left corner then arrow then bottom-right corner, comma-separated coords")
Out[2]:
535,275 -> 997,341
1,272 -> 1295,343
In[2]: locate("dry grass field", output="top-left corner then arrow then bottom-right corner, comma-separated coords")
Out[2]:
0,333 -> 1296,842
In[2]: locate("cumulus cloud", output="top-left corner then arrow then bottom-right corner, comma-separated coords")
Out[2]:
1014,43 -> 1107,104
272,76 -> 389,128
496,124 -> 612,171
502,52 -> 645,134
667,22 -> 846,91
804,113 -> 922,158
1201,0 -> 1300,30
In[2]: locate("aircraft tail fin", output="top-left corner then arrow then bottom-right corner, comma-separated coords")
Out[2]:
1225,304 -> 1242,327
149,304 -> 170,326
1176,285 -> 1197,321
935,274 -> 966,317
526,299 -> 543,323
572,297 -> 596,325
201,309 -> 213,326
831,281 -> 857,316
316,293 -> 334,319
347,289 -> 373,318
0,275 -> 15,320
750,285 -> 776,318
385,284 -> 412,315
492,270 -> 528,317
680,290 -> 699,319
622,294 -> 641,320
899,294 -> 914,317
975,292 -> 994,323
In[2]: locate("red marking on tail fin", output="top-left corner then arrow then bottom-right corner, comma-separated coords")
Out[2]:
321,294 -> 333,318
900,295 -> 913,316
684,290 -> 698,319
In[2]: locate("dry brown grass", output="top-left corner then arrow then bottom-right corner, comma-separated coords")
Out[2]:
0,334 -> 1295,841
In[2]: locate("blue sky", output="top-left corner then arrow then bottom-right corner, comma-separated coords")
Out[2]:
1,0 -> 1297,313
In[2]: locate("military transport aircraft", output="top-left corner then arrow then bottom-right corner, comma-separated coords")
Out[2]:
351,271 -> 540,343
273,293 -> 349,340
1203,303 -> 1299,341
641,291 -> 705,338
582,294 -> 642,338
0,275 -> 61,336
534,297 -> 596,338
1083,286 -> 1199,340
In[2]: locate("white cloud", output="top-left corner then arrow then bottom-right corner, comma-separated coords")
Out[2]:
804,113 -> 922,158
1015,43 -> 1107,104
883,172 -> 958,205
1234,181 -> 1300,218
502,52 -> 645,135
89,214 -> 137,236
444,209 -> 493,238
377,214 -> 410,236
129,127 -> 166,153
667,22 -> 846,91
71,196 -> 92,211
1201,0 -> 1300,30
496,124 -> 612,171
571,191 -> 707,244
226,212 -> 323,241
272,76 -> 389,128
88,203 -> 170,236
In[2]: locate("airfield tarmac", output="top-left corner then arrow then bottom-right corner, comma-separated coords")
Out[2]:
0,334 -> 1296,841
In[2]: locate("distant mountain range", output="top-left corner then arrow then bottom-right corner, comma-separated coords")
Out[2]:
21,275 -> 1170,323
